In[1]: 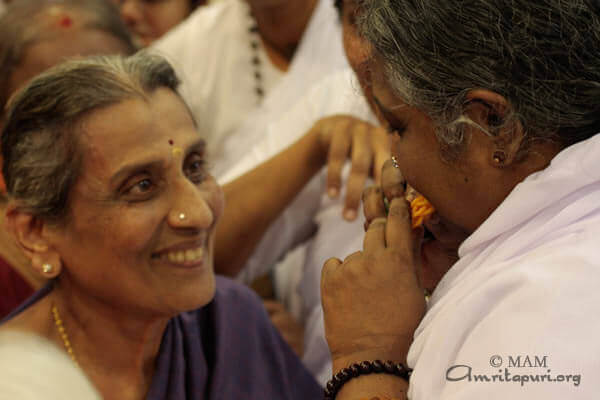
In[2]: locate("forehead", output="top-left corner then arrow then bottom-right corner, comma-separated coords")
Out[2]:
78,88 -> 199,177
8,30 -> 131,98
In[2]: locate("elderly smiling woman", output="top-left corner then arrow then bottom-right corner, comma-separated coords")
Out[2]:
0,53 -> 321,399
321,0 -> 600,399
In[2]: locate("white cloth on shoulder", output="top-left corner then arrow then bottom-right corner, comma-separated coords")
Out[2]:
0,331 -> 100,399
407,133 -> 600,399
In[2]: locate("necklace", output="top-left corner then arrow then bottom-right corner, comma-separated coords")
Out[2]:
247,11 -> 264,104
52,305 -> 79,366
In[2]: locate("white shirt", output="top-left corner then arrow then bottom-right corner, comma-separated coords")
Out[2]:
408,133 -> 600,399
151,0 -> 283,158
212,0 -> 347,178
221,69 -> 377,384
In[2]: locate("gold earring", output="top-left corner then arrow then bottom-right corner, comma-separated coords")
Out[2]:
42,263 -> 53,274
493,151 -> 506,165
391,156 -> 400,169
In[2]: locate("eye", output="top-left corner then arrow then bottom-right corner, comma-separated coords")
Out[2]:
130,178 -> 154,194
184,155 -> 207,184
122,177 -> 157,201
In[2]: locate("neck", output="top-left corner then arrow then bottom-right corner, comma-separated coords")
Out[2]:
51,281 -> 170,399
0,205 -> 45,289
250,0 -> 318,66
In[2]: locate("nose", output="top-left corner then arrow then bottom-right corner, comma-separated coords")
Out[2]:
168,180 -> 215,231
120,0 -> 143,28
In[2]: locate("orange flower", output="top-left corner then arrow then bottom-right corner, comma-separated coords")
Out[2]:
410,195 -> 435,228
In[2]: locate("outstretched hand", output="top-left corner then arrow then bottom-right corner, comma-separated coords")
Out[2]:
314,115 -> 390,221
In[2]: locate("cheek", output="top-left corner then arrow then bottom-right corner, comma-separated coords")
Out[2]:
207,182 -> 225,226
147,1 -> 191,35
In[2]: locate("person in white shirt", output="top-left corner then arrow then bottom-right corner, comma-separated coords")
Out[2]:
151,0 -> 347,167
321,0 -> 600,399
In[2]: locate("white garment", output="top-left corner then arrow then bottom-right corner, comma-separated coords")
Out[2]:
221,69 -> 377,384
408,133 -> 600,399
151,0 -> 283,159
212,0 -> 347,178
0,331 -> 100,399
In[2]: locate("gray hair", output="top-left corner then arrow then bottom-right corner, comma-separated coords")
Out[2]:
359,0 -> 600,157
1,53 -> 181,222
0,0 -> 137,112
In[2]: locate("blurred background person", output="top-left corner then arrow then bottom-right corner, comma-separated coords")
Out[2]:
0,331 -> 100,400
0,0 -> 136,319
115,0 -> 207,47
151,0 -> 347,171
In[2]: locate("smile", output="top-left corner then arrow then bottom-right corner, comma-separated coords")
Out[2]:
152,245 -> 206,268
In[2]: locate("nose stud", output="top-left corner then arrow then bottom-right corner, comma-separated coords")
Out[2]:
178,213 -> 186,221
42,263 -> 53,274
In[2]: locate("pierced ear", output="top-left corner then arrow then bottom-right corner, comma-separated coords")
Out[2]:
464,90 -> 524,167
5,205 -> 62,278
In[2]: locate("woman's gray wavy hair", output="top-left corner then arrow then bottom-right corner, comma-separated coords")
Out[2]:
1,53 -> 181,223
359,0 -> 600,157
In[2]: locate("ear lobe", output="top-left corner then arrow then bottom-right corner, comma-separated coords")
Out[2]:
5,206 -> 62,278
464,90 -> 524,167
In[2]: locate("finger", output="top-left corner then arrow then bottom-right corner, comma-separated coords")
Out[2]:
344,123 -> 372,220
385,197 -> 414,257
371,126 -> 391,185
342,250 -> 363,264
321,257 -> 342,286
363,217 -> 386,254
326,119 -> 352,198
362,186 -> 386,227
381,158 -> 405,201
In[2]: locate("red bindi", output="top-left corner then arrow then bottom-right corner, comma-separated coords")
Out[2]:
168,139 -> 174,145
59,16 -> 72,28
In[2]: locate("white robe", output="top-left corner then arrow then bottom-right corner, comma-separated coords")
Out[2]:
151,0 -> 284,159
220,69 -> 377,384
408,133 -> 600,399
151,0 -> 347,168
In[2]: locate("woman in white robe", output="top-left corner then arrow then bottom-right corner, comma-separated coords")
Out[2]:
320,0 -> 600,399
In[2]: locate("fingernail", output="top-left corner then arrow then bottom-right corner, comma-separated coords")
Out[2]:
343,209 -> 357,221
328,187 -> 339,198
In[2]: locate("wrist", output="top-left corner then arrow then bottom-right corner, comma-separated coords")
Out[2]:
332,343 -> 412,375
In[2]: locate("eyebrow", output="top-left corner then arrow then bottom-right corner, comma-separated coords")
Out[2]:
110,138 -> 206,187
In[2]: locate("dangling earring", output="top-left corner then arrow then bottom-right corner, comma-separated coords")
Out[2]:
42,263 -> 53,274
493,151 -> 506,165
391,156 -> 400,169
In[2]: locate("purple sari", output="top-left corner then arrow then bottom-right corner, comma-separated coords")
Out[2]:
3,277 -> 323,399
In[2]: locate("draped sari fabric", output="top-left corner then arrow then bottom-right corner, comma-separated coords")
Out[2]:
0,257 -> 34,320
2,277 -> 322,399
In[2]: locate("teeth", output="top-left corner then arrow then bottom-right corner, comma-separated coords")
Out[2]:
165,247 -> 204,264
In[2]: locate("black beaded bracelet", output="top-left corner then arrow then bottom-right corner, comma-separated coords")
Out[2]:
324,360 -> 412,400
